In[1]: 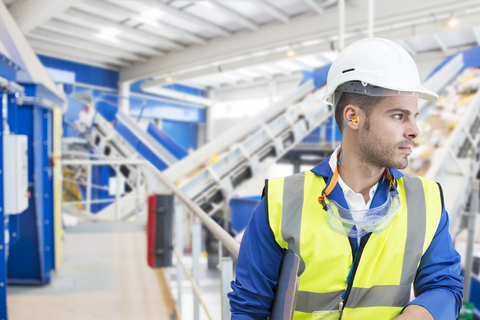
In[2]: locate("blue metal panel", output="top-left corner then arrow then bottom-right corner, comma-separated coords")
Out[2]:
301,63 -> 332,90
0,91 -> 6,320
162,83 -> 206,97
129,97 -> 206,123
468,271 -> 480,317
426,45 -> 480,81
230,196 -> 261,234
22,83 -> 64,108
146,123 -> 188,160
37,55 -> 119,90
302,127 -> 321,143
324,115 -> 341,142
0,52 -> 21,81
63,97 -> 84,138
90,165 -> 114,214
7,104 -> 44,285
131,80 -> 206,102
7,88 -> 57,285
42,109 -> 54,275
95,99 -> 118,122
32,104 -> 46,283
114,120 -> 169,171
8,215 -> 19,247
162,120 -> 198,151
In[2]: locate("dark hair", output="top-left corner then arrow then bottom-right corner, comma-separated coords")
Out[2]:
334,92 -> 387,133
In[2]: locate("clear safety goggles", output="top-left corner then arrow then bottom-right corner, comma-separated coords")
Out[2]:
318,150 -> 400,238
324,188 -> 401,238
332,81 -> 419,107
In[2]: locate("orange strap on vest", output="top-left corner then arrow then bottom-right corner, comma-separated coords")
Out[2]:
317,151 -> 396,207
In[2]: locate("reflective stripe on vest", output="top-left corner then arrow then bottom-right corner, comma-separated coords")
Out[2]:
267,170 -> 442,317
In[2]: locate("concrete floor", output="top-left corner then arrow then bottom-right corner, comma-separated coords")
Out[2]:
6,230 -> 171,320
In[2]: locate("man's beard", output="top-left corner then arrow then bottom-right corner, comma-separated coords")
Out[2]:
358,126 -> 413,169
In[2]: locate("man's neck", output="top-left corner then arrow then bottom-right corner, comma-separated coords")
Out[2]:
337,150 -> 384,203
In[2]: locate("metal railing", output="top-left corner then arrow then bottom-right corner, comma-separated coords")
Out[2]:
61,154 -> 238,320
61,158 -> 147,222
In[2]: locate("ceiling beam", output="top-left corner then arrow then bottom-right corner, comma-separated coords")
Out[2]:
27,29 -> 146,62
259,64 -> 292,77
30,40 -> 130,67
201,1 -> 259,31
288,59 -> 314,71
121,0 -> 480,83
472,27 -> 480,46
433,33 -> 449,53
135,0 -> 232,38
8,0 -> 82,33
214,71 -> 303,93
81,0 -> 207,45
250,0 -> 290,23
396,39 -> 417,56
59,9 -> 186,51
303,0 -> 324,15
34,48 -> 119,70
40,20 -> 164,57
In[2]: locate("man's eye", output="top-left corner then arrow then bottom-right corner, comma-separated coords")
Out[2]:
393,114 -> 404,120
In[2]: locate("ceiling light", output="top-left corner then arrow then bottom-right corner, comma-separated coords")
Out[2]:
165,75 -> 174,84
447,16 -> 458,27
96,28 -> 120,42
100,28 -> 120,37
286,48 -> 296,58
140,8 -> 166,23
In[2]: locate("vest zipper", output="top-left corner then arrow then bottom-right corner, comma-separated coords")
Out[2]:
338,233 -> 372,320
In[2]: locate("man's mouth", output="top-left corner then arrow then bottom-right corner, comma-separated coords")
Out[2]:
399,146 -> 412,153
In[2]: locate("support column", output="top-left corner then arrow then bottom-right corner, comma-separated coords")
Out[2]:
0,90 -> 6,320
220,257 -> 233,320
118,81 -> 131,114
269,81 -> 277,106
368,0 -> 375,38
338,0 -> 345,51
192,222 -> 201,320
206,89 -> 215,143
175,202 -> 184,312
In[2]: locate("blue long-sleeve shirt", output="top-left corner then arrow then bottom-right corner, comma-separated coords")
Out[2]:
229,155 -> 464,320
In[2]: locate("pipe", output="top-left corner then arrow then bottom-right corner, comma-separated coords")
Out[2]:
339,0 -> 345,50
62,159 -> 146,166
368,0 -> 374,38
146,161 -> 240,258
173,248 -> 214,320
164,79 -> 315,183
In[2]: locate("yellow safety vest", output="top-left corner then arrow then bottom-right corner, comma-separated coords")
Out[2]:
266,170 -> 442,320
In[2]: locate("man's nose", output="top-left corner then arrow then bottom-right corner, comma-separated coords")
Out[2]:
406,119 -> 420,139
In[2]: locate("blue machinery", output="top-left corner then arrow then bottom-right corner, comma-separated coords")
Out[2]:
0,52 -> 63,318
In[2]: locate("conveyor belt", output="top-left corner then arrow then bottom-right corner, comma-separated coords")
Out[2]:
72,81 -> 331,220
405,53 -> 480,233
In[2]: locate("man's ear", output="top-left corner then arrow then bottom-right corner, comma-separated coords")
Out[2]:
344,105 -> 359,128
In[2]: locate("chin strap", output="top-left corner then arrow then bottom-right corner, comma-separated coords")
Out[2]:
318,150 -> 396,209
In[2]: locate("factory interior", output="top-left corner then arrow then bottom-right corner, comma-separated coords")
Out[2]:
0,0 -> 480,319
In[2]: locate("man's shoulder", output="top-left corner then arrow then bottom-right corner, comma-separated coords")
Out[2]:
400,171 -> 438,187
266,170 -> 325,184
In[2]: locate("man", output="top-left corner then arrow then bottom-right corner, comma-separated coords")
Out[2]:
228,38 -> 464,320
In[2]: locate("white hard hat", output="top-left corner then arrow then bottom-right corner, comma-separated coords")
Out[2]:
323,38 -> 438,106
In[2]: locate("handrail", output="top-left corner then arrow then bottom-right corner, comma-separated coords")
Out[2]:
62,159 -> 146,165
145,161 -> 241,258
0,75 -> 24,93
173,248 -> 214,320
425,91 -> 480,179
